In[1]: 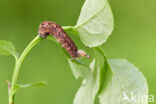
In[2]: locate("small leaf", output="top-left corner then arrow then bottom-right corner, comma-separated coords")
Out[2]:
14,81 -> 47,94
98,59 -> 149,104
68,58 -> 91,79
29,81 -> 48,87
0,40 -> 17,58
75,0 -> 114,47
18,81 -> 48,88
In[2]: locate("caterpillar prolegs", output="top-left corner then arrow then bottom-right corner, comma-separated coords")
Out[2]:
38,21 -> 90,58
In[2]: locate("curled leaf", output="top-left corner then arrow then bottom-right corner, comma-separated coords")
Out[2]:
14,81 -> 48,94
73,48 -> 113,104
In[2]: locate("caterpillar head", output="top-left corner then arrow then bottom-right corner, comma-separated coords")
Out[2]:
38,21 -> 56,38
77,50 -> 91,58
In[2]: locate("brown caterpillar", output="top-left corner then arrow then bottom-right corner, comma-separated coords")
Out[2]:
38,21 -> 90,58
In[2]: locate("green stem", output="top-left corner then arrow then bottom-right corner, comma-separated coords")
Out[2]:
9,35 -> 42,104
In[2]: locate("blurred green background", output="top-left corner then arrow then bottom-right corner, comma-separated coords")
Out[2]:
0,0 -> 156,103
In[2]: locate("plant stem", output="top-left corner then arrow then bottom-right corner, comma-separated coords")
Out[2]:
9,35 -> 42,104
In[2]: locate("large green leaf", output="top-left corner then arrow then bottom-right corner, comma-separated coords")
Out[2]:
59,44 -> 101,104
0,40 -> 17,58
98,59 -> 149,104
72,48 -> 113,104
75,0 -> 114,47
73,59 -> 100,104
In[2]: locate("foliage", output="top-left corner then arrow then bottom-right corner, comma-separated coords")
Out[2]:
0,0 -> 148,104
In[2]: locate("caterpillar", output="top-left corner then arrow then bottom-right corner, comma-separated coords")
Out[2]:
38,21 -> 90,58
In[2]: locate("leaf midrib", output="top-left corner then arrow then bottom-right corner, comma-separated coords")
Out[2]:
76,0 -> 107,27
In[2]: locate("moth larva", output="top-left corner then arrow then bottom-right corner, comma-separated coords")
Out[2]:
38,21 -> 90,58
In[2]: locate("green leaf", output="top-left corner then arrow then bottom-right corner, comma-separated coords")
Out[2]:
14,81 -> 47,94
98,59 -> 149,104
0,40 -> 17,59
95,47 -> 113,95
59,41 -> 91,79
63,26 -> 79,35
68,58 -> 91,79
18,81 -> 48,88
73,48 -> 113,104
75,0 -> 114,47
73,59 -> 100,104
